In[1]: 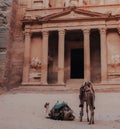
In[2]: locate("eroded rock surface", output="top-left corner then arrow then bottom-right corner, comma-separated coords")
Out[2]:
0,0 -> 12,85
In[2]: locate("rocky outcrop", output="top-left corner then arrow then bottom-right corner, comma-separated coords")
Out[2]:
0,0 -> 12,86
0,0 -> 11,30
2,0 -> 27,89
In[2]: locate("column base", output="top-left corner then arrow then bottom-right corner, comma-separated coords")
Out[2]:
101,80 -> 120,85
57,82 -> 65,85
21,82 -> 66,86
41,82 -> 48,85
22,82 -> 42,86
100,80 -> 109,84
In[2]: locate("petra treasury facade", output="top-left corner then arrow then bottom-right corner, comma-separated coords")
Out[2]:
1,0 -> 120,88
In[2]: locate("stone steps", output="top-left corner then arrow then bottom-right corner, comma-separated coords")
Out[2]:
66,79 -> 83,88
6,84 -> 120,94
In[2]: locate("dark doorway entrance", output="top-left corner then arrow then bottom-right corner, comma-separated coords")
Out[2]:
71,48 -> 84,78
90,29 -> 101,83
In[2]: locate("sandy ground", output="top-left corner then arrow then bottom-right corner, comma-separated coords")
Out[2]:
0,91 -> 120,129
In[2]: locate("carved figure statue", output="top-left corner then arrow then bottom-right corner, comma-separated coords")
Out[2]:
111,55 -> 120,65
31,57 -> 41,69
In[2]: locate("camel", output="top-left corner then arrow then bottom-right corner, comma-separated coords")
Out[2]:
79,81 -> 95,124
44,101 -> 75,120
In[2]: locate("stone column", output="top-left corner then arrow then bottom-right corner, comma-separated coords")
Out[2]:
100,28 -> 108,82
83,29 -> 90,81
44,0 -> 49,8
99,0 -> 105,5
49,0 -> 55,7
55,0 -> 64,7
79,0 -> 83,6
65,0 -> 70,7
22,31 -> 31,84
27,0 -> 32,8
41,31 -> 49,84
58,30 -> 65,84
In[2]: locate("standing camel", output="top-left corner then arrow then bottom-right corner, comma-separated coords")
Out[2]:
79,81 -> 95,124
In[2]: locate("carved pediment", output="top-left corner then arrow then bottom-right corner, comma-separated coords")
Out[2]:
22,7 -> 118,25
41,7 -> 108,22
52,11 -> 93,20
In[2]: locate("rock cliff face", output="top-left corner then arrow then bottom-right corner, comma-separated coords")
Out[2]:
3,0 -> 27,89
0,0 -> 27,88
0,0 -> 12,85
0,0 -> 12,44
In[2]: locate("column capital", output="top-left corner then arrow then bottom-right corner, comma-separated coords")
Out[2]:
58,30 -> 65,35
117,28 -> 120,35
24,30 -> 32,37
99,28 -> 106,34
83,29 -> 90,34
42,31 -> 49,37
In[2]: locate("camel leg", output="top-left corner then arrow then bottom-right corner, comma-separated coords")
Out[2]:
89,111 -> 92,124
91,109 -> 94,124
89,107 -> 94,124
86,103 -> 89,122
91,97 -> 95,124
80,102 -> 84,122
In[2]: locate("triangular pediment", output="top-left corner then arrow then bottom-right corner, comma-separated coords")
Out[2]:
52,11 -> 94,20
41,7 -> 108,21
23,7 -> 117,25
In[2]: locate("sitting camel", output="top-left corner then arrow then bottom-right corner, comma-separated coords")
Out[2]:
44,101 -> 75,121
79,81 -> 95,124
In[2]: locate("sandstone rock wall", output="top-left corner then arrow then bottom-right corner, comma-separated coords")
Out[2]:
3,0 -> 27,88
0,0 -> 12,85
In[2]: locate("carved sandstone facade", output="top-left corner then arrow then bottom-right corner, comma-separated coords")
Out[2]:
3,0 -> 120,87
